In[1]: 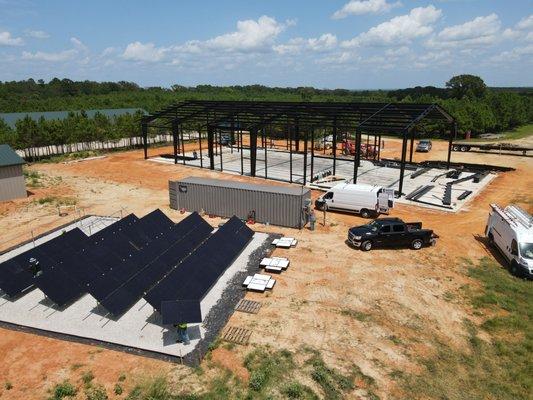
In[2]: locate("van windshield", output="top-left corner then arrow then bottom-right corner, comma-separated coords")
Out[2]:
520,243 -> 533,259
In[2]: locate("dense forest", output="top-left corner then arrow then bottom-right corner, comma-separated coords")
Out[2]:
0,75 -> 531,151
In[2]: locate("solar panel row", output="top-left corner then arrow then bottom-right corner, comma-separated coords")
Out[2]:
1,210 -> 254,325
146,216 -> 254,324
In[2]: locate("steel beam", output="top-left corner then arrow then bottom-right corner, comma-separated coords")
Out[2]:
172,121 -> 178,165
207,126 -> 215,170
353,130 -> 361,183
250,128 -> 258,177
398,133 -> 408,195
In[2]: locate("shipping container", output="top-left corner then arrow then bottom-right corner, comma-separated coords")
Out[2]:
170,177 -> 311,228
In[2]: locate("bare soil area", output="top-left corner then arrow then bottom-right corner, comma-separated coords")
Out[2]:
0,141 -> 531,399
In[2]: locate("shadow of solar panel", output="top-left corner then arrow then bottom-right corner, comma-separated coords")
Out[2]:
161,300 -> 202,324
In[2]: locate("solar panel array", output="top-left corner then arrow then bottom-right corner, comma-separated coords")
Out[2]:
145,216 -> 253,324
0,210 -> 253,324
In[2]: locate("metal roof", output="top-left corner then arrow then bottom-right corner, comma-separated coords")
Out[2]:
175,176 -> 311,195
0,108 -> 147,128
0,144 -> 25,167
143,100 -> 455,133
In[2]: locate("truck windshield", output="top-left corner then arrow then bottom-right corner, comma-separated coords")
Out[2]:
519,243 -> 533,259
366,221 -> 381,232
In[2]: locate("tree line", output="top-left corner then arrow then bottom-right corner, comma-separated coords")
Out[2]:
0,75 -> 531,152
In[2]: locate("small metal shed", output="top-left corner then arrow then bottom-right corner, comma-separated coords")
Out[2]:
170,177 -> 311,228
0,144 -> 26,202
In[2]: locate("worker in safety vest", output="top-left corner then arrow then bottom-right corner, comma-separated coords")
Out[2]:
175,323 -> 190,345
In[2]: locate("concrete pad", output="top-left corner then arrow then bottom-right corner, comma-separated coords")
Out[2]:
0,217 -> 269,360
150,147 -> 496,213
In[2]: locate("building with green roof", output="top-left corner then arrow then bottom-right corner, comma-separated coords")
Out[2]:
0,144 -> 26,201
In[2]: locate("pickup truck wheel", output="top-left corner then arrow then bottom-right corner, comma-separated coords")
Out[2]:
361,240 -> 372,251
411,239 -> 423,250
360,209 -> 371,218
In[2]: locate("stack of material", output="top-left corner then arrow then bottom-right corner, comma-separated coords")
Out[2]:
243,274 -> 276,292
272,237 -> 298,248
260,257 -> 290,272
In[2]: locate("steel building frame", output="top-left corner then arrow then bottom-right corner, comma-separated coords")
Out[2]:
141,100 -> 456,195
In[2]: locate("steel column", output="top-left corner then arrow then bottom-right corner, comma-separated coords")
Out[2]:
207,126 -> 215,170
172,121 -> 178,165
353,130 -> 361,183
332,118 -> 337,175
218,128 -> 223,170
142,122 -> 148,159
409,128 -> 415,163
180,125 -> 186,165
303,129 -> 308,185
198,125 -> 203,168
398,132 -> 409,195
310,128 -> 315,182
447,122 -> 456,168
250,128 -> 258,177
377,135 -> 381,161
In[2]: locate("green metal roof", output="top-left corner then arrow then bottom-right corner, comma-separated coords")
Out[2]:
0,108 -> 146,128
0,144 -> 25,167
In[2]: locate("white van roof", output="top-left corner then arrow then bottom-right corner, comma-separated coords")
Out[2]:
331,183 -> 382,193
492,204 -> 533,241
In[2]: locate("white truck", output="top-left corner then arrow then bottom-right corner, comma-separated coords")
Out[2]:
486,204 -> 533,278
314,183 -> 394,218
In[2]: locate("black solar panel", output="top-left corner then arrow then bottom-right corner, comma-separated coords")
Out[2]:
145,216 -> 253,323
161,300 -> 202,324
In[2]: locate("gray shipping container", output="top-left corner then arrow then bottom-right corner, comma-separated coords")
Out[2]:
169,177 -> 311,229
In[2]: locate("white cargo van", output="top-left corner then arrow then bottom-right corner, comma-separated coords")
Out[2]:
486,204 -> 533,277
314,183 -> 394,218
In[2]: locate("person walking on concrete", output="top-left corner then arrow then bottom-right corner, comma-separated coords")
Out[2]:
175,323 -> 190,345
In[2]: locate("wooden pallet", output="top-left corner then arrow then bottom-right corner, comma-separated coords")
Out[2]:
222,326 -> 253,345
235,299 -> 262,314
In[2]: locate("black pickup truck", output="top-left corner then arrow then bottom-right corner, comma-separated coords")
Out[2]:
347,217 -> 438,251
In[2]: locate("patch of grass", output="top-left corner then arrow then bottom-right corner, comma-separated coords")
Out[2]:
125,376 -> 172,400
396,257 -> 532,400
24,168 -> 44,187
81,370 -> 95,387
40,150 -> 103,164
36,195 -> 77,206
306,352 -> 354,400
114,383 -> 124,395
340,308 -> 372,322
4,382 -> 13,390
71,363 -> 84,371
281,381 -> 319,399
85,385 -> 108,400
48,380 -> 77,400
244,347 -> 295,393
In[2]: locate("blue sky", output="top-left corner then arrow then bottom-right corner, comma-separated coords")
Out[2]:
0,0 -> 532,88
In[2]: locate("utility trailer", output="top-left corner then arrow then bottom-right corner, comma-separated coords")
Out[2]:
451,141 -> 532,156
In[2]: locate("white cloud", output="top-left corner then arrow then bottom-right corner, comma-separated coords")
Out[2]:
332,0 -> 402,19
0,31 -> 23,46
21,49 -> 77,62
490,44 -> 533,62
342,5 -> 442,47
25,30 -> 49,39
274,33 -> 338,54
427,13 -> 501,48
517,14 -> 533,30
203,15 -> 287,52
385,46 -> 410,57
122,41 -> 167,62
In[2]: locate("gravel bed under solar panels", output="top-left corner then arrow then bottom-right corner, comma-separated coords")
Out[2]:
0,215 -> 275,364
